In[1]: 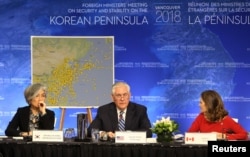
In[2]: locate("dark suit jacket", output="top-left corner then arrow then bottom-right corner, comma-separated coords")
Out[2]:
5,106 -> 55,136
88,102 -> 152,137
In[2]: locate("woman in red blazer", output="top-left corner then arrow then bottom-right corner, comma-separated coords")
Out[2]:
188,90 -> 248,140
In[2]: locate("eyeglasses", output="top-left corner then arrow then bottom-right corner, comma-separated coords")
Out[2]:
114,93 -> 129,99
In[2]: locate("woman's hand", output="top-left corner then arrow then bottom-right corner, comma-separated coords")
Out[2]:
39,102 -> 47,116
214,132 -> 226,140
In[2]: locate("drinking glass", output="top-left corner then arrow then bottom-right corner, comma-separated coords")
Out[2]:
91,128 -> 100,142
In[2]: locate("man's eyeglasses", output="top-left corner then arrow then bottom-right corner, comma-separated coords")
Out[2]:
114,93 -> 129,99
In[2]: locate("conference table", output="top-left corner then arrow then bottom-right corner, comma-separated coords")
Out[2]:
0,139 -> 207,157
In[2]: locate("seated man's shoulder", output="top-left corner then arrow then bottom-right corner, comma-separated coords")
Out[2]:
130,102 -> 147,110
98,102 -> 115,109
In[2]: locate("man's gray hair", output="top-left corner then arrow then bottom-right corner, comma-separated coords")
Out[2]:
111,82 -> 130,94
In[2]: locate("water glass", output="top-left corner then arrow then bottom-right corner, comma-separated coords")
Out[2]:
91,128 -> 100,142
64,128 -> 76,141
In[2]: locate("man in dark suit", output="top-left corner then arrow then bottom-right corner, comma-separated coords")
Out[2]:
88,81 -> 152,138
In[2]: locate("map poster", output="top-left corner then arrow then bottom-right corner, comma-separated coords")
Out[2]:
31,36 -> 114,107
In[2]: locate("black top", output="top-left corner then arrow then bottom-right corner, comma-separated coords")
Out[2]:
5,106 -> 55,136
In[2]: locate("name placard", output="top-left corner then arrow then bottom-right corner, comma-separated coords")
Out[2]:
32,130 -> 64,142
184,132 -> 217,145
115,131 -> 146,143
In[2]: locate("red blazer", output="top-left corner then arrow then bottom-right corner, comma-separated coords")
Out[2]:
188,113 -> 248,140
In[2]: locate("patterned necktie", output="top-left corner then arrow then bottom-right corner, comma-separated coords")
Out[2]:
118,111 -> 125,131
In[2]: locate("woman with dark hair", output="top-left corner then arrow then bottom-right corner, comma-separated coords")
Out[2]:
5,83 -> 55,137
188,90 -> 248,140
